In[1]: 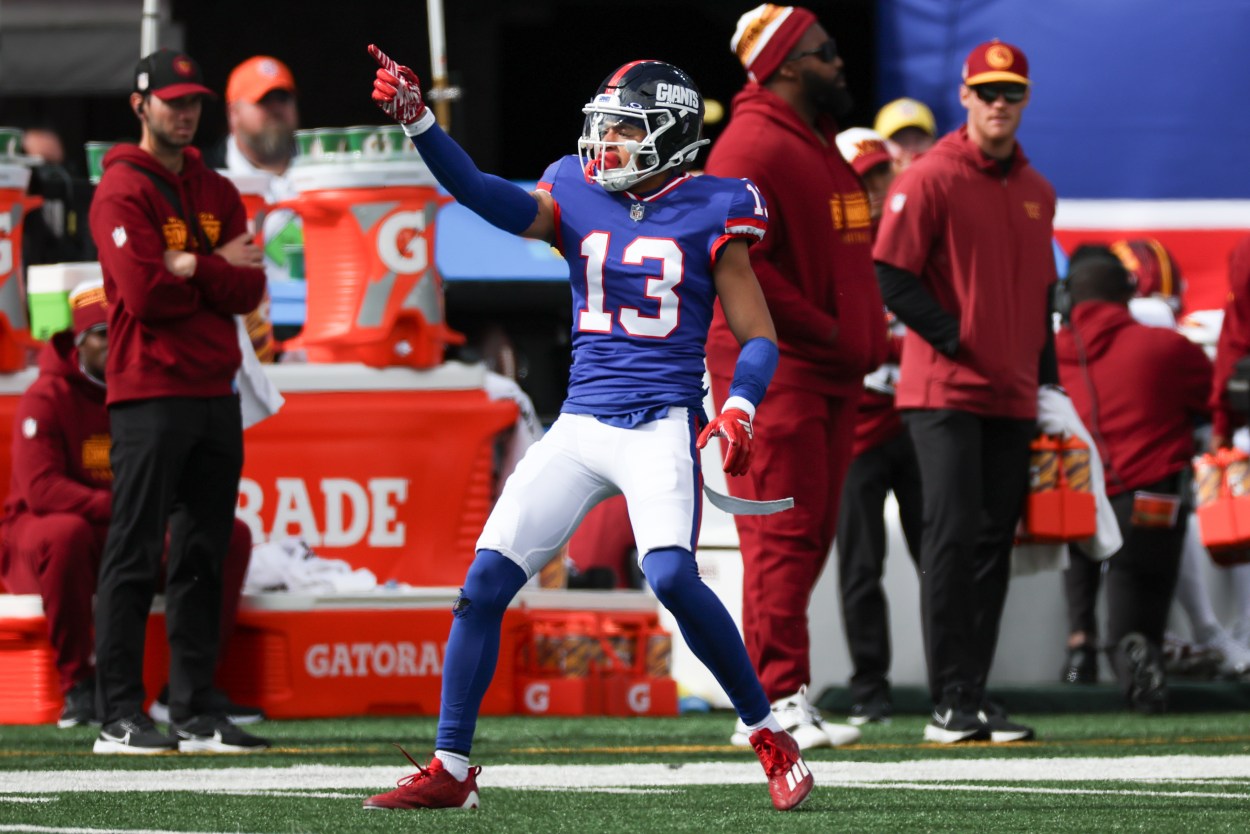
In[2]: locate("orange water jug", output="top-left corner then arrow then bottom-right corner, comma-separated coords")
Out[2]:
0,163 -> 43,371
276,161 -> 463,368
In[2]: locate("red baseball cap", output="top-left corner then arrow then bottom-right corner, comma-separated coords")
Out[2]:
962,39 -> 1030,86
134,48 -> 215,100
836,127 -> 892,176
227,56 -> 297,105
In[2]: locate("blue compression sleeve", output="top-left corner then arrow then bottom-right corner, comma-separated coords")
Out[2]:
411,125 -> 539,235
727,337 -> 779,409
435,549 -> 528,754
642,547 -> 771,724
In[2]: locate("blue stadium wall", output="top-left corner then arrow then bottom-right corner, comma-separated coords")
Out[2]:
876,0 -> 1250,198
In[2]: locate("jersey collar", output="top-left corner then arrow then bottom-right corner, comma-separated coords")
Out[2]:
624,173 -> 692,203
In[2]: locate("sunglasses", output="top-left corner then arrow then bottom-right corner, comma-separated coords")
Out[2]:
788,39 -> 838,64
971,83 -> 1027,104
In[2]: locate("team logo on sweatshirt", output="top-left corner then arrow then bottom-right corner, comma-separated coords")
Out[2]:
21,417 -> 35,438
82,434 -> 113,481
111,226 -> 127,248
198,212 -> 221,247
163,217 -> 188,250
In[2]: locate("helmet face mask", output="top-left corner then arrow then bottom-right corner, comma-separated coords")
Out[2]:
578,61 -> 709,192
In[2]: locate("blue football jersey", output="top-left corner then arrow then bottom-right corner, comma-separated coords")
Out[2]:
537,156 -> 768,418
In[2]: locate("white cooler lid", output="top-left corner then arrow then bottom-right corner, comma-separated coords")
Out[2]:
26,261 -> 103,293
0,163 -> 32,191
218,172 -> 271,198
291,159 -> 437,192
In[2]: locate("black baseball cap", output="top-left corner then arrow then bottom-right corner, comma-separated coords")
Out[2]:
134,48 -> 215,100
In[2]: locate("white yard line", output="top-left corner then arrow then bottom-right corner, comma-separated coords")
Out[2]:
3,755 -> 1250,794
0,827 -> 268,834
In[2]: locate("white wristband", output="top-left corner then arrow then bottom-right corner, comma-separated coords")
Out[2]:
403,109 -> 437,137
722,395 -> 756,420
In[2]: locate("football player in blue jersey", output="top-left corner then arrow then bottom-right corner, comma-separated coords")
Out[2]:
361,45 -> 813,813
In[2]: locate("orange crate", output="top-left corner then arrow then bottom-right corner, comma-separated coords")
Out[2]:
512,602 -> 677,717
142,591 -> 519,719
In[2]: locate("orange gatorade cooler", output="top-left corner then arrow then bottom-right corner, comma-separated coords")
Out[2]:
0,595 -> 61,724
0,163 -> 42,371
278,159 -> 463,368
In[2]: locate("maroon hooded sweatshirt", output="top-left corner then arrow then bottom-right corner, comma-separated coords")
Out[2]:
3,334 -> 111,526
1211,234 -> 1250,439
704,84 -> 887,394
88,144 -> 265,405
874,126 -> 1056,418
1057,301 -> 1211,496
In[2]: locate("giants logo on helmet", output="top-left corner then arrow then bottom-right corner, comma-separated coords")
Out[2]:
654,82 -> 699,113
305,640 -> 444,677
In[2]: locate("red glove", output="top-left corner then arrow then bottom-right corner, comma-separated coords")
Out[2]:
368,44 -> 430,131
697,408 -> 754,477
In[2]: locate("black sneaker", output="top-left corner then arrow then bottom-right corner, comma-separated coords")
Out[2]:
1061,644 -> 1099,684
57,677 -> 97,729
977,701 -> 1035,742
173,713 -> 270,753
149,685 -> 266,726
923,700 -> 990,744
848,696 -> 893,726
93,714 -> 177,754
1116,632 -> 1167,714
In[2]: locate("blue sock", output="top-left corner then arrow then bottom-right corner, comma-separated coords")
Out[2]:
642,547 -> 771,725
435,549 -> 527,754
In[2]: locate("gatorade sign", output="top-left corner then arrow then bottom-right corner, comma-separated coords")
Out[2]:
377,210 -> 429,274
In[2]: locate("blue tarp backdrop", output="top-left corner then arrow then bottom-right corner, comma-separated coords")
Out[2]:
876,0 -> 1250,199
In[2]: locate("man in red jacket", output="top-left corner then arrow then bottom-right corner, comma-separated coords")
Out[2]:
88,48 -> 267,754
874,40 -> 1057,743
832,130 -> 922,726
705,4 -> 887,749
1057,250 -> 1211,711
0,281 -> 254,729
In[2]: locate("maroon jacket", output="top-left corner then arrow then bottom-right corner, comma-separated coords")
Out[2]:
1058,301 -> 1211,496
703,84 -> 886,395
853,328 -> 906,457
1211,233 -> 1250,439
874,127 -> 1056,418
3,334 -> 111,525
88,144 -> 265,405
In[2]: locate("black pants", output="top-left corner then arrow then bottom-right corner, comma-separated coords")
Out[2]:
836,431 -> 923,704
1065,475 -> 1186,649
95,396 -> 243,724
905,409 -> 1035,706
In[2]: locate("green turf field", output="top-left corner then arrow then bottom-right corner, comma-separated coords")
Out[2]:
3,711 -> 1250,832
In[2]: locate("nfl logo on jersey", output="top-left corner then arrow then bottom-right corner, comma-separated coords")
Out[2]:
630,203 -> 645,222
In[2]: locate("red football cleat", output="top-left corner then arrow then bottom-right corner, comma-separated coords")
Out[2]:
749,728 -> 814,811
363,746 -> 481,810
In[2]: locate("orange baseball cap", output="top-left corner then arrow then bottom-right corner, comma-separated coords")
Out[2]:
226,56 -> 297,105
962,39 -> 1030,86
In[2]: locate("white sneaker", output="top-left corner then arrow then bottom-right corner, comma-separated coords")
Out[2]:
1201,629 -> 1250,677
1231,618 -> 1250,650
730,685 -> 861,749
